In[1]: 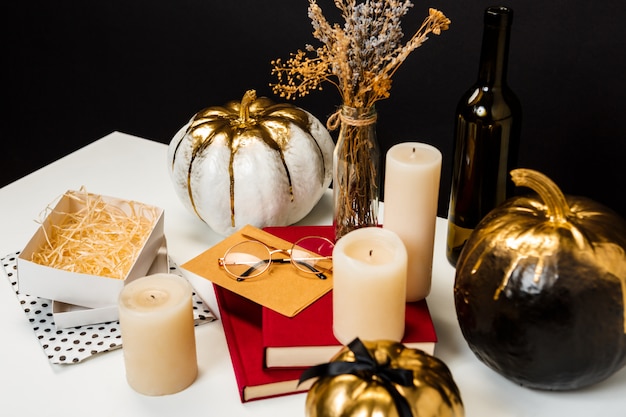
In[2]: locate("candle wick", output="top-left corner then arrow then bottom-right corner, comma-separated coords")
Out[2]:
369,249 -> 373,257
412,147 -> 416,153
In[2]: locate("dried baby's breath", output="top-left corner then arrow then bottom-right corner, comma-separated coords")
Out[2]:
271,0 -> 450,110
31,189 -> 158,279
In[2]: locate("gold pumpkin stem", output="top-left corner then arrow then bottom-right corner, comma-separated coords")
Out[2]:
239,89 -> 257,126
510,168 -> 572,224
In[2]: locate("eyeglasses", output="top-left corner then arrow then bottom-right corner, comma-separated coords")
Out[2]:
218,235 -> 334,282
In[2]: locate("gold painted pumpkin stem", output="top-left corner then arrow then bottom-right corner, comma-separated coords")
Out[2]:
239,89 -> 257,125
510,168 -> 572,224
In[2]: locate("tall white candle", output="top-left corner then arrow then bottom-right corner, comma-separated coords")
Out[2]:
384,142 -> 442,301
118,273 -> 198,396
332,227 -> 407,345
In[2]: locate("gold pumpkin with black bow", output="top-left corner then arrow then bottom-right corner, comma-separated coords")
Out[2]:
301,339 -> 464,417
168,90 -> 334,236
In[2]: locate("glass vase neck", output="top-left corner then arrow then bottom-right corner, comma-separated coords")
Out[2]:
339,105 -> 377,126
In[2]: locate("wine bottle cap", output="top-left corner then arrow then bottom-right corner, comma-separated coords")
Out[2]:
485,6 -> 513,28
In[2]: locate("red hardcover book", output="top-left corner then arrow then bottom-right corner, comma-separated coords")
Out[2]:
213,284 -> 314,402
262,225 -> 438,369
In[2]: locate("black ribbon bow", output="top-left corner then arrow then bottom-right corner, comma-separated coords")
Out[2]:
299,337 -> 415,417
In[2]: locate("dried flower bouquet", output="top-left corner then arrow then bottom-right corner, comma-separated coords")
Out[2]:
271,0 -> 450,237
271,0 -> 450,109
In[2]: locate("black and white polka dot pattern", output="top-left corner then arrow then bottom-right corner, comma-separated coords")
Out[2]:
1,251 -> 216,365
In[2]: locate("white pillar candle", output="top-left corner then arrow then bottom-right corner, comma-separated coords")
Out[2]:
332,227 -> 407,345
384,142 -> 442,301
118,273 -> 198,396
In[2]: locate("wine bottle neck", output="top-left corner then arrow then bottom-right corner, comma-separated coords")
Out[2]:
477,7 -> 513,87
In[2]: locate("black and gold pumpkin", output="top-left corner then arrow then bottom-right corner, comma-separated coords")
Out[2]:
454,168 -> 626,390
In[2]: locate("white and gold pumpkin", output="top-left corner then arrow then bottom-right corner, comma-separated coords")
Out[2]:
168,90 -> 334,236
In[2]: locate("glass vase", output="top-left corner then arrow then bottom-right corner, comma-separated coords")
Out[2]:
333,105 -> 381,239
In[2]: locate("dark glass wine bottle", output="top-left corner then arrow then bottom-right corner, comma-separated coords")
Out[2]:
446,6 -> 522,266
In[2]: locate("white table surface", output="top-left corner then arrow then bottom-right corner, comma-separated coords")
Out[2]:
1,131 -> 624,417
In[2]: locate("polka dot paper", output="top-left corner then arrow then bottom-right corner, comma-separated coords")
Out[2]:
1,251 -> 216,365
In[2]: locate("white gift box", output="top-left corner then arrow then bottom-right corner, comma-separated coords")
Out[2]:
51,238 -> 170,329
17,190 -> 165,309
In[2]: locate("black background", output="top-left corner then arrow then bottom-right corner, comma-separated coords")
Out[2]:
4,1 -> 626,218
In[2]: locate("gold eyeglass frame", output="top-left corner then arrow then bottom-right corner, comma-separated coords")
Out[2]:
217,235 -> 334,282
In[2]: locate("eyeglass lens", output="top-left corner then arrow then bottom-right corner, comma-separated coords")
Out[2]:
222,240 -> 271,279
291,236 -> 333,275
